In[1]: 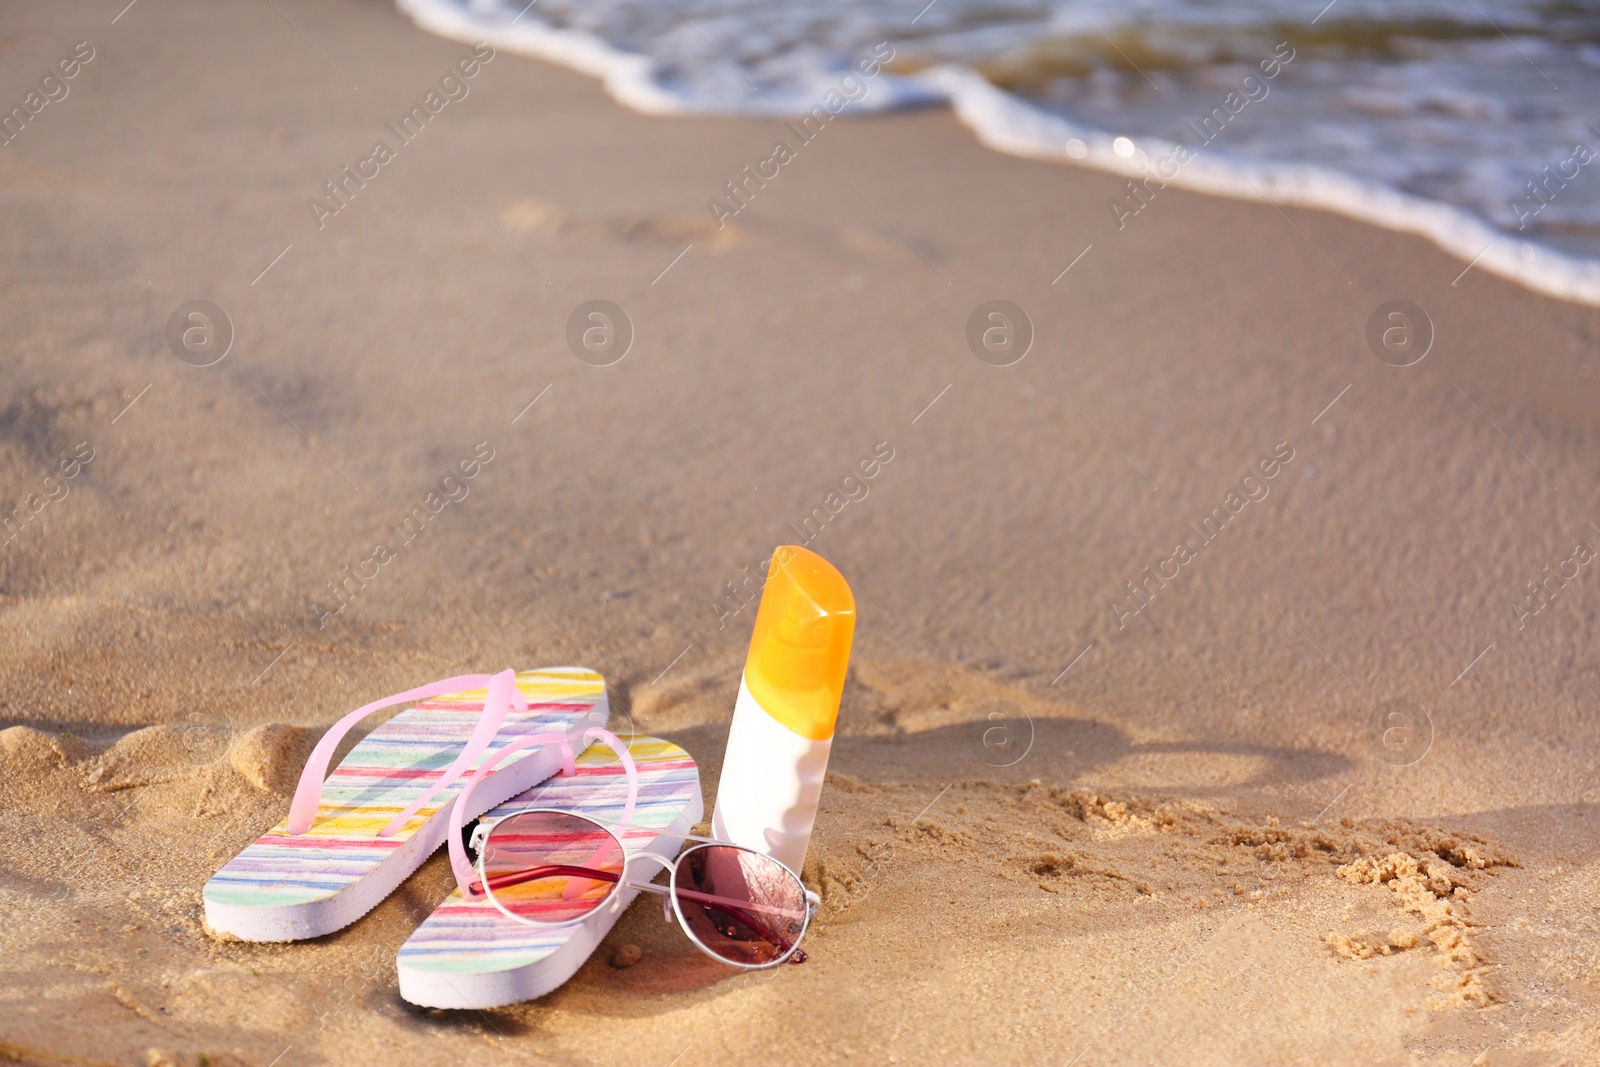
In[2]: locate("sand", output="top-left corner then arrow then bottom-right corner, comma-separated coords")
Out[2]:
3,1 -> 1600,1064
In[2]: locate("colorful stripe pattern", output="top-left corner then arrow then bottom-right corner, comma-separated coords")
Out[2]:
397,735 -> 701,976
204,668 -> 607,912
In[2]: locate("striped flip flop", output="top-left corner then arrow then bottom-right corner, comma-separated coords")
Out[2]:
396,734 -> 703,1008
204,667 -> 609,942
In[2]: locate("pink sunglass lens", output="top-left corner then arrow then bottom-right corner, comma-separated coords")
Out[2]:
674,846 -> 808,966
479,811 -> 623,924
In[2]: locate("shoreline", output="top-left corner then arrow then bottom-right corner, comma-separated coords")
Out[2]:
395,0 -> 1600,309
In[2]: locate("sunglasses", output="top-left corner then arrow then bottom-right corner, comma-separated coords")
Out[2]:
466,809 -> 818,967
446,727 -> 819,969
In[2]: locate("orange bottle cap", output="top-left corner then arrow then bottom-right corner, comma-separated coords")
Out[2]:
743,545 -> 855,741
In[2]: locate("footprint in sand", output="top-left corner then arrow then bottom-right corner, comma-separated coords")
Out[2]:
499,196 -> 742,248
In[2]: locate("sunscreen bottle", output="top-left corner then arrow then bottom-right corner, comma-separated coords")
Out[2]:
712,545 -> 855,874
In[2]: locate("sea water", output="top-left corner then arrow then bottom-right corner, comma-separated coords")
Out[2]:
397,0 -> 1600,304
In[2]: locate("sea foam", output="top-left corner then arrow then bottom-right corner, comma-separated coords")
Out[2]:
395,0 -> 1600,307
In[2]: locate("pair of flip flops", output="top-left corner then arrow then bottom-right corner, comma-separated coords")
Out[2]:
203,667 -> 703,1008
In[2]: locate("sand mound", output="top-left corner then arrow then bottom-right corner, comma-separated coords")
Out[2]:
226,723 -> 314,793
0,725 -> 74,770
46,719 -> 312,796
0,718 -> 312,796
78,724 -> 230,790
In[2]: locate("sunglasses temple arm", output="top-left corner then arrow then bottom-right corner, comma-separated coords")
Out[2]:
447,732 -> 579,898
614,878 -> 796,953
694,896 -> 798,956
477,864 -> 622,894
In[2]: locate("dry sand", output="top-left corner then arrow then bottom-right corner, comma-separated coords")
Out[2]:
4,1 -> 1600,1064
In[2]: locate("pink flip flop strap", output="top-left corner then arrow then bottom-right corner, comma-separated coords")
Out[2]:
286,668 -> 528,837
447,726 -> 638,899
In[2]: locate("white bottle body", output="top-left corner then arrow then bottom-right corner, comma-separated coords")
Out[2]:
711,675 -> 832,874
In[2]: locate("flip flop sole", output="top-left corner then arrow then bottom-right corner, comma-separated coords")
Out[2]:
397,734 -> 702,1008
205,668 -> 610,942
